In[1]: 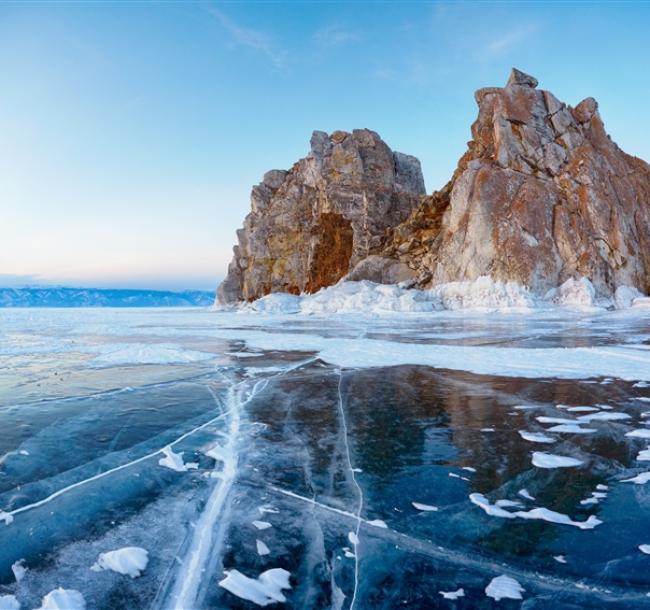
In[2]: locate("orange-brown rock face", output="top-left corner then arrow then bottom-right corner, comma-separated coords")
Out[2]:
386,69 -> 650,295
217,129 -> 425,303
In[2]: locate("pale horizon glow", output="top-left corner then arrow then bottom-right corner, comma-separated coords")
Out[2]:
1,1 -> 649,290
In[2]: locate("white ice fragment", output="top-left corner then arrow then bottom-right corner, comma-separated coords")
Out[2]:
626,429 -> 650,439
622,472 -> 650,484
578,412 -> 631,422
412,502 -> 438,512
518,489 -> 535,501
532,452 -> 583,469
218,568 -> 291,606
158,446 -> 198,472
462,466 -> 477,472
485,575 -> 525,601
252,521 -> 272,531
256,540 -> 270,556
639,545 -> 650,555
11,559 -> 26,582
258,505 -> 280,515
547,424 -> 596,434
554,555 -> 568,564
481,428 -> 495,432
514,405 -> 538,410
18,450 -> 29,456
367,519 -> 388,528
92,547 -> 149,578
637,448 -> 650,461
566,406 -> 599,413
580,497 -> 599,506
519,431 -> 555,443
0,596 -> 19,610
348,531 -> 359,545
536,416 -> 577,425
469,493 -> 601,529
36,588 -> 86,610
634,397 -> 650,403
0,512 -> 13,525
495,499 -> 522,508
439,588 -> 465,599
596,484 -> 609,491
635,382 -> 650,388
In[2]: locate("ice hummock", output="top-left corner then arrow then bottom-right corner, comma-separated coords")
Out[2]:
218,568 -> 292,606
36,589 -> 86,610
91,547 -> 149,578
485,575 -> 525,601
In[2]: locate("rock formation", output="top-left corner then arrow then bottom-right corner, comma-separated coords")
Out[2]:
218,69 -> 650,303
217,129 -> 425,302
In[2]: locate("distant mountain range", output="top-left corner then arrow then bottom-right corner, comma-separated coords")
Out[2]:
0,287 -> 214,308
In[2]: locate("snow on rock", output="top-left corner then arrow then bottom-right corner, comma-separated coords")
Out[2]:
439,588 -> 465,599
91,547 -> 149,578
0,596 -> 20,610
218,568 -> 291,606
519,431 -> 555,443
485,575 -> 525,601
11,559 -> 26,582
158,446 -> 198,472
469,493 -> 601,529
412,502 -> 439,512
36,589 -> 86,610
256,540 -> 270,556
544,278 -> 596,309
532,452 -> 583,469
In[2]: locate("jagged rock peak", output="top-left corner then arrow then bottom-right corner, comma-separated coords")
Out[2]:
506,67 -> 538,88
216,129 -> 426,304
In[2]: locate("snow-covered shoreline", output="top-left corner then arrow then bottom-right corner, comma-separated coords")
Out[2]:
217,276 -> 650,315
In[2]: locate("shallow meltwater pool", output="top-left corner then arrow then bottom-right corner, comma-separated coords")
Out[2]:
1,307 -> 650,609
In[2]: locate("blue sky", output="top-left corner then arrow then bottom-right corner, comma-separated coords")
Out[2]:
1,1 -> 649,290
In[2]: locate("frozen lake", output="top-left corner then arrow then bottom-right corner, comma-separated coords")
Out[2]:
1,306 -> 650,608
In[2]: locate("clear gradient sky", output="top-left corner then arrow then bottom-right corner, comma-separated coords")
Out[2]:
1,1 -> 649,290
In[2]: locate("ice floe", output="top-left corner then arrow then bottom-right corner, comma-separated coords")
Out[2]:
256,540 -> 270,556
626,429 -> 650,439
218,568 -> 292,606
412,502 -> 439,512
547,424 -> 596,434
36,589 -> 86,610
639,545 -> 650,554
577,412 -> 631,422
532,452 -> 584,469
485,575 -> 525,601
519,431 -> 555,443
439,588 -> 465,599
252,520 -> 273,531
0,596 -> 19,610
91,547 -> 149,578
470,493 -> 601,529
158,446 -> 198,472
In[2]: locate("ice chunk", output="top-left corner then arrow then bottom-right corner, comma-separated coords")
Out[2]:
639,545 -> 650,554
544,278 -> 595,309
485,575 -> 525,601
565,406 -> 599,412
92,547 -> 149,578
439,588 -> 465,599
536,416 -> 577,425
412,502 -> 438,512
532,452 -> 583,469
519,431 -> 555,443
252,521 -> 272,530
11,559 -> 26,582
158,446 -> 198,472
634,397 -> 650,403
596,484 -> 609,491
554,555 -> 567,564
518,489 -> 535,501
256,540 -> 270,556
367,519 -> 388,528
348,531 -> 359,545
258,505 -> 280,515
577,412 -> 631,422
0,596 -> 20,610
218,568 -> 291,606
36,589 -> 86,610
249,293 -> 301,314
462,466 -> 477,472
626,430 -> 650,439
547,424 -> 596,434
622,472 -> 650,484
636,448 -> 650,461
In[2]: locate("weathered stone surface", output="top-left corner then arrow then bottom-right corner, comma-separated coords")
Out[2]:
384,69 -> 650,296
218,69 -> 650,303
217,129 -> 425,303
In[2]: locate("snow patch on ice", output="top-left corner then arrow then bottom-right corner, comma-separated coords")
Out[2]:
218,568 -> 291,606
91,547 -> 149,578
256,540 -> 270,556
252,520 -> 272,531
0,596 -> 20,610
547,424 -> 596,434
92,343 -> 214,366
11,559 -> 26,583
554,555 -> 568,564
412,502 -> 438,512
367,519 -> 388,528
532,452 -> 584,469
519,431 -> 555,443
626,429 -> 650,439
518,489 -> 535,501
158,446 -> 198,472
485,575 -> 525,601
639,544 -> 650,555
439,588 -> 465,599
622,472 -> 650,484
36,589 -> 86,610
0,511 -> 13,525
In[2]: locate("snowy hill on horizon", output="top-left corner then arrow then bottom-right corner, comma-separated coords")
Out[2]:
0,287 -> 214,308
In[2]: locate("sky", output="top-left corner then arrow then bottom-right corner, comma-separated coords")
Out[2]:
1,1 -> 649,291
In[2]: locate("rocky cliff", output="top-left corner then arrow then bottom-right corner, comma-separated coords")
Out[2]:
218,69 -> 650,303
217,129 -> 425,303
